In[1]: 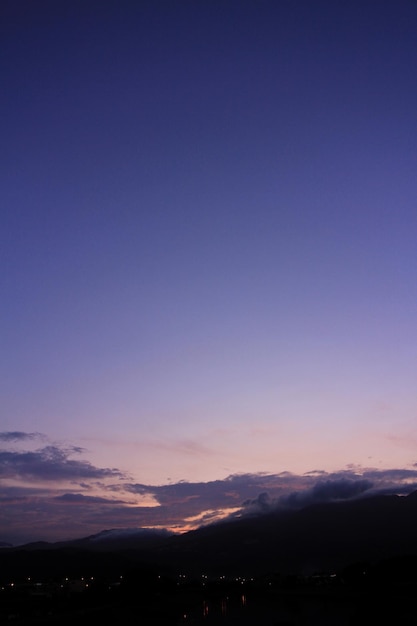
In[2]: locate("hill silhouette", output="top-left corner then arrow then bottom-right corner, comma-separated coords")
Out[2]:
152,490 -> 417,576
2,490 -> 417,582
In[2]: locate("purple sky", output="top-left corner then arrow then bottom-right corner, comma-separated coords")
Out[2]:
2,0 -> 417,545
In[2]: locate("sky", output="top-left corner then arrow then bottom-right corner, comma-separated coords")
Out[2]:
1,0 -> 417,545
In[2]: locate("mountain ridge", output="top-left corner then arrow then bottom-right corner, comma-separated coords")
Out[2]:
2,490 -> 417,580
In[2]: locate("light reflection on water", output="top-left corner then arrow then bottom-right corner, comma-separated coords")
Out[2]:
180,590 -> 354,625
221,598 -> 227,616
210,592 -> 246,617
179,593 -> 249,623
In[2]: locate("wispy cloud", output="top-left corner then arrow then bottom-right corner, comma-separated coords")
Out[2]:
137,437 -> 215,457
54,493 -> 128,505
0,431 -> 45,442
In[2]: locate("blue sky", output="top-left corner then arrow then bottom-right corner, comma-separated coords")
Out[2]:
1,0 -> 417,544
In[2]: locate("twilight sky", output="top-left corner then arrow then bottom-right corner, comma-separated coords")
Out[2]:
1,0 -> 417,545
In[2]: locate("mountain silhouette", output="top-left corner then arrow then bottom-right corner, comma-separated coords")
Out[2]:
2,491 -> 417,581
152,490 -> 417,576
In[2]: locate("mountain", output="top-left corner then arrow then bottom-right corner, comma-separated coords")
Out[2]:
6,527 -> 172,553
2,491 -> 417,581
148,490 -> 417,576
66,527 -> 173,551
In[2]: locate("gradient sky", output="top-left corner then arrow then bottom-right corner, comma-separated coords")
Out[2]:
2,0 -> 417,545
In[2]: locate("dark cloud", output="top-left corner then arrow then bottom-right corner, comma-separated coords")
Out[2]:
237,469 -> 417,518
2,453 -> 417,546
0,445 -> 126,481
280,478 -> 373,509
361,467 -> 417,482
127,473 -> 287,506
54,493 -> 126,505
242,492 -> 272,514
124,468 -> 417,523
0,495 -> 28,504
0,431 -> 44,442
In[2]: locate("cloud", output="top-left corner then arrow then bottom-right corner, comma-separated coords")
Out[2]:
237,469 -> 417,517
146,438 -> 214,457
122,467 -> 417,522
362,467 -> 417,482
0,431 -> 44,442
241,491 -> 272,514
54,493 -> 127,505
125,473 -> 284,510
280,477 -> 373,509
2,434 -> 417,546
183,507 -> 241,527
0,445 -> 126,481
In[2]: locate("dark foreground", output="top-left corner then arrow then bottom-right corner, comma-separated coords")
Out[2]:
2,563 -> 417,625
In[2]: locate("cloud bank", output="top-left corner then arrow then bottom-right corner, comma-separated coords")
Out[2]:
1,431 -> 417,546
0,444 -> 126,481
